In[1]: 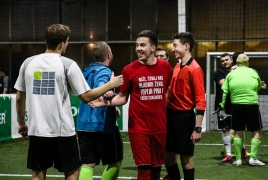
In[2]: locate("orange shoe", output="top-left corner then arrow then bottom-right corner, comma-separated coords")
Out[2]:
222,155 -> 232,162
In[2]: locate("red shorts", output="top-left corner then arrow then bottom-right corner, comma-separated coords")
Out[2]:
129,133 -> 166,166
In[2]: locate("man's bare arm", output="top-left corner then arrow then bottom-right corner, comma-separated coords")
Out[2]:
107,92 -> 128,106
16,91 -> 28,139
218,79 -> 225,86
261,81 -> 266,89
16,91 -> 26,126
89,92 -> 129,108
79,74 -> 123,103
3,88 -> 8,94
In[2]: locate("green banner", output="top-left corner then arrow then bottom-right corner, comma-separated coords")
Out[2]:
71,95 -> 80,129
0,96 -> 12,141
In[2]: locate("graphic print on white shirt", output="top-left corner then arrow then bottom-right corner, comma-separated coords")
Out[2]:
33,71 -> 56,95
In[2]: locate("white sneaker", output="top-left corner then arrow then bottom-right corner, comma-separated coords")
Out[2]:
249,158 -> 265,166
232,159 -> 242,166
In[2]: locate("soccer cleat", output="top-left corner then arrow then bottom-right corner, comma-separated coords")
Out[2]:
241,147 -> 247,159
222,155 -> 232,162
249,158 -> 265,166
232,159 -> 242,166
162,173 -> 169,180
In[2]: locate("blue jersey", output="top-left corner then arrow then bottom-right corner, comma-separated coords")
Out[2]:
77,62 -> 117,133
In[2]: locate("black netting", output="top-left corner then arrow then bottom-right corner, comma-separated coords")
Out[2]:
83,0 -> 106,41
62,2 -> 82,41
245,0 -> 268,39
131,0 -> 157,40
157,0 -> 178,40
34,1 -> 58,41
11,1 -> 34,41
0,2 -> 9,41
108,0 -> 130,40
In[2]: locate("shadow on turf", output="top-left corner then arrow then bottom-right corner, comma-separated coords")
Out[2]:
122,167 -> 137,171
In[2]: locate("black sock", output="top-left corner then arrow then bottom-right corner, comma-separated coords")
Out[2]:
166,163 -> 181,180
183,168 -> 195,180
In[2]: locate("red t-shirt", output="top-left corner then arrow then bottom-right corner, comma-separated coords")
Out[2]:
168,58 -> 206,111
120,58 -> 172,134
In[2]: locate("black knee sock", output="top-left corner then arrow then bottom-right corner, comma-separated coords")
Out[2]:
183,168 -> 195,180
151,166 -> 161,180
166,163 -> 181,180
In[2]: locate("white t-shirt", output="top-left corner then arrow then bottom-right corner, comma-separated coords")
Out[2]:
14,53 -> 90,137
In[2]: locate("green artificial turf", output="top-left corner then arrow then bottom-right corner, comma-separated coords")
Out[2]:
1,131 -> 268,180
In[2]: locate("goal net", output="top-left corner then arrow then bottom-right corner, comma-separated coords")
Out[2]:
206,52 -> 268,131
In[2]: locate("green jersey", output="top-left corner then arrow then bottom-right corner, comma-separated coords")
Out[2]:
220,66 -> 262,108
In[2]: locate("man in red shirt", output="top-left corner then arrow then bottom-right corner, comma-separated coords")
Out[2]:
165,32 -> 206,180
90,30 -> 172,180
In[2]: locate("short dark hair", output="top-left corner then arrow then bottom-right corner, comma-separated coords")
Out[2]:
220,53 -> 231,58
136,30 -> 158,47
172,32 -> 195,52
45,24 -> 71,50
232,52 -> 244,64
93,42 -> 111,62
0,67 -> 6,74
155,48 -> 169,58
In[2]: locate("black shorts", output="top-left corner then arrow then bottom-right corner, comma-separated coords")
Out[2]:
231,104 -> 263,131
77,127 -> 123,165
27,135 -> 81,172
217,115 -> 231,129
217,105 -> 232,129
166,108 -> 195,156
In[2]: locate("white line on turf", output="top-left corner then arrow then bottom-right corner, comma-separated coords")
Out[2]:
0,174 -> 137,179
0,174 -> 208,179
123,142 -> 268,146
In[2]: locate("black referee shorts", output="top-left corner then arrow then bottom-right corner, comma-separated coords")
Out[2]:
166,108 -> 195,156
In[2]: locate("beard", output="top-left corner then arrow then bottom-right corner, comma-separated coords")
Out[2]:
138,51 -> 153,61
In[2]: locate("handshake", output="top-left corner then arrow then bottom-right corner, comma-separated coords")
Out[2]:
213,108 -> 232,121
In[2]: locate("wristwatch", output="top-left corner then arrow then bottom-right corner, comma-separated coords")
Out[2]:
194,127 -> 202,133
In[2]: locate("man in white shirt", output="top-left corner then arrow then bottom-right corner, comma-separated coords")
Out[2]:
14,24 -> 123,180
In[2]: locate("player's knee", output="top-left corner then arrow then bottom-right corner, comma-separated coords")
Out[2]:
222,127 -> 229,132
138,165 -> 151,170
165,151 -> 177,166
222,131 -> 230,136
181,156 -> 194,169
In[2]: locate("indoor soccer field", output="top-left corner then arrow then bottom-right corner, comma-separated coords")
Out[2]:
1,1 -> 268,180
1,131 -> 268,180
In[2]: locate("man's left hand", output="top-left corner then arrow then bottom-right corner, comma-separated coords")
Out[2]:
191,131 -> 201,144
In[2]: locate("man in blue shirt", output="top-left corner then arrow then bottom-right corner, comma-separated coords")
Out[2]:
77,42 -> 123,180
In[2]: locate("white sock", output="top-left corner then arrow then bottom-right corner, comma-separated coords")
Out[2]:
222,131 -> 232,155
